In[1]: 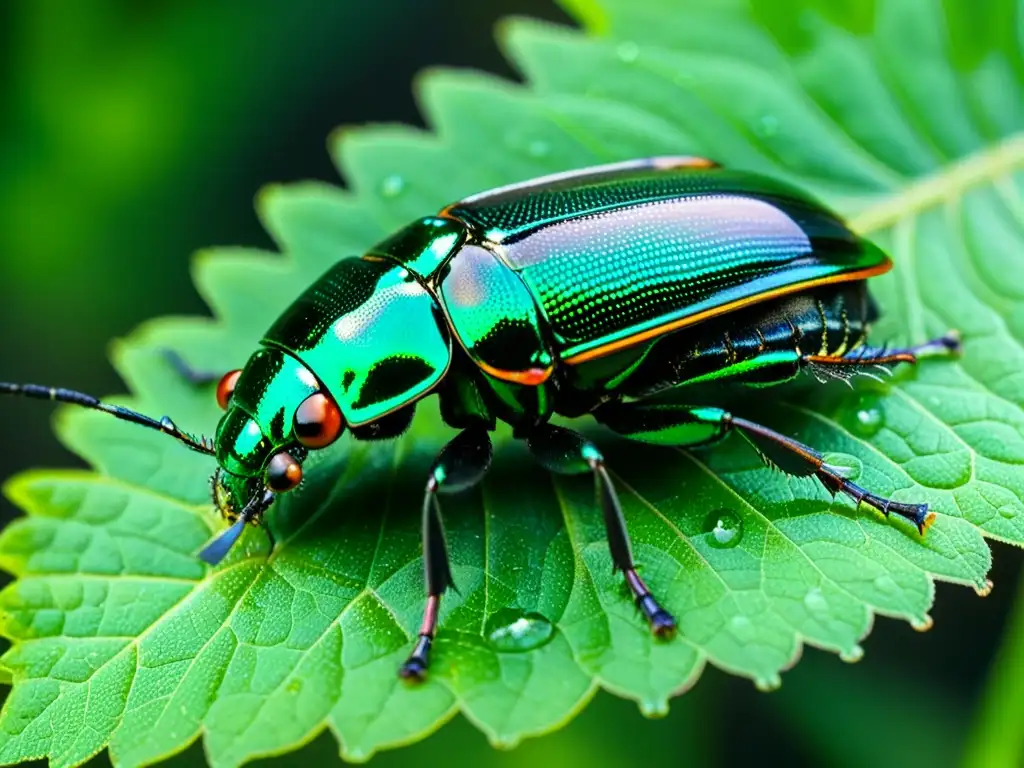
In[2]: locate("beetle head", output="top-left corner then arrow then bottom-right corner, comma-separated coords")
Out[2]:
202,350 -> 347,564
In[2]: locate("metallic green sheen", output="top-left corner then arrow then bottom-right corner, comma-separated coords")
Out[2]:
215,407 -> 271,477
598,404 -> 729,447
232,347 -> 321,443
265,256 -> 451,426
439,244 -> 552,375
448,162 -> 888,363
369,216 -> 465,280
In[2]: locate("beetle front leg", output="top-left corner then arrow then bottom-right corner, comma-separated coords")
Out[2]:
526,423 -> 677,637
400,426 -> 493,681
596,401 -> 934,533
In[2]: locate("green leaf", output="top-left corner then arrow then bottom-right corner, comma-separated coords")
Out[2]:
2,0 -> 1022,765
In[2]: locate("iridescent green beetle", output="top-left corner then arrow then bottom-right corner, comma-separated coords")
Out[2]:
2,157 -> 960,679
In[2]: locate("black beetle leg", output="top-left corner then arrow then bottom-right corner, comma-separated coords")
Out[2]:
400,426 -> 492,682
162,348 -> 226,386
526,422 -> 676,638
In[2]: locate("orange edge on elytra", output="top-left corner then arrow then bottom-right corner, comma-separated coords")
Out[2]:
564,261 -> 893,366
476,360 -> 554,386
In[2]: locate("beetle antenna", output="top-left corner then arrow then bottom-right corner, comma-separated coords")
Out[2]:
0,382 -> 216,456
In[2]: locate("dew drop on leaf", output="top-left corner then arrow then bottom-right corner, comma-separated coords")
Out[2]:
704,509 -> 744,548
803,587 -> 828,615
998,505 -> 1017,520
754,674 -> 782,692
911,615 -> 934,632
840,646 -> 865,664
639,699 -> 669,718
873,575 -> 900,595
728,615 -> 754,643
616,40 -> 639,62
380,174 -> 405,198
823,452 -> 863,482
974,579 -> 994,597
756,114 -> 780,137
485,609 -> 555,653
527,139 -> 550,158
845,396 -> 885,438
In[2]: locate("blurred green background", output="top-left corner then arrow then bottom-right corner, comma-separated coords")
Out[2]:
0,1 -> 1020,766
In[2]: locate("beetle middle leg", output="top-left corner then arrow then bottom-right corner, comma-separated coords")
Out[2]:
400,426 -> 493,681
595,401 -> 934,533
525,422 -> 677,638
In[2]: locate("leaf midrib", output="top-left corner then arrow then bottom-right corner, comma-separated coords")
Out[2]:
850,132 -> 1024,234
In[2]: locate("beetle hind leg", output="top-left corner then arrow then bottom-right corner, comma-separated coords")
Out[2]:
804,331 -> 962,383
526,423 -> 676,638
731,416 -> 935,534
595,401 -> 934,534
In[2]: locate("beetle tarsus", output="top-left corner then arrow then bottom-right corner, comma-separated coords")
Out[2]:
819,469 -> 933,534
399,635 -> 433,682
627,569 -> 677,638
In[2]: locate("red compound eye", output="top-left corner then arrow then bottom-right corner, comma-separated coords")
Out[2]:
216,370 -> 242,410
294,392 -> 344,449
265,451 -> 303,492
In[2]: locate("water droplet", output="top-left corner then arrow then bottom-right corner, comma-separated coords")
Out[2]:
974,579 -> 994,598
616,41 -> 640,62
873,575 -> 899,595
803,587 -> 828,615
823,452 -> 863,482
756,114 -> 780,137
845,394 -> 886,438
998,505 -> 1018,520
728,615 -> 754,644
380,174 -> 405,198
840,645 -> 864,664
755,674 -> 782,692
911,615 -> 934,632
485,610 -> 555,653
526,139 -> 550,158
704,510 -> 744,549
640,699 -> 669,718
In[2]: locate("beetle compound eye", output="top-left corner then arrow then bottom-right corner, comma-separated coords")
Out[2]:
266,451 -> 302,492
216,370 -> 242,410
294,392 -> 344,448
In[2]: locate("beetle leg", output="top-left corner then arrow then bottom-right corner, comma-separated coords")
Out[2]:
804,331 -> 962,379
526,423 -> 677,638
595,401 -> 934,534
400,426 -> 492,682
162,349 -> 226,385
